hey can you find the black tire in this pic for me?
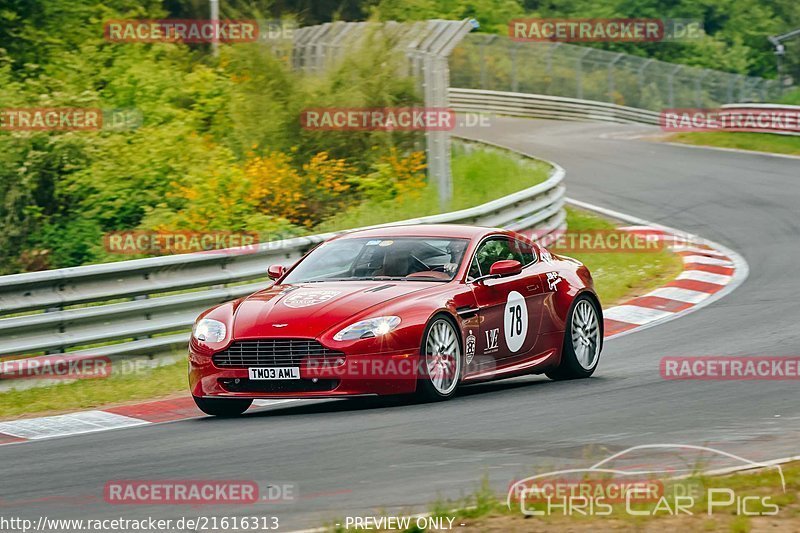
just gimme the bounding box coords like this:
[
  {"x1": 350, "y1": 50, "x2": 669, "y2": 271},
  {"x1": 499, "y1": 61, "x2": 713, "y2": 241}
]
[
  {"x1": 416, "y1": 315, "x2": 463, "y2": 401},
  {"x1": 546, "y1": 295, "x2": 602, "y2": 381},
  {"x1": 193, "y1": 396, "x2": 253, "y2": 417}
]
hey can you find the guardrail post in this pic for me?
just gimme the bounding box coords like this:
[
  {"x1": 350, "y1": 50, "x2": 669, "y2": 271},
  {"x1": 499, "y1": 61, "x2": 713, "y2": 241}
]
[{"x1": 44, "y1": 304, "x2": 64, "y2": 355}]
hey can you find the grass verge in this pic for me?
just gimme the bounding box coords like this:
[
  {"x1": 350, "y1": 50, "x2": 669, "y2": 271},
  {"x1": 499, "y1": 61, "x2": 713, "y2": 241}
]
[
  {"x1": 665, "y1": 132, "x2": 800, "y2": 156},
  {"x1": 317, "y1": 144, "x2": 551, "y2": 231},
  {"x1": 564, "y1": 206, "x2": 683, "y2": 306},
  {"x1": 0, "y1": 359, "x2": 188, "y2": 420},
  {"x1": 326, "y1": 461, "x2": 800, "y2": 532},
  {"x1": 0, "y1": 148, "x2": 681, "y2": 420}
]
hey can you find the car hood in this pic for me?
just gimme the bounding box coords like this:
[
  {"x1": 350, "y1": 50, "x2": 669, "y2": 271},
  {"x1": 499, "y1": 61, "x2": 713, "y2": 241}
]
[{"x1": 231, "y1": 281, "x2": 437, "y2": 339}]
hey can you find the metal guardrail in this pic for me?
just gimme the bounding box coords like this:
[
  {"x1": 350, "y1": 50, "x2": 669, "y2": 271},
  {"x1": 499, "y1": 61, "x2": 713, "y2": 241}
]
[
  {"x1": 450, "y1": 88, "x2": 660, "y2": 125},
  {"x1": 0, "y1": 148, "x2": 566, "y2": 375},
  {"x1": 450, "y1": 89, "x2": 800, "y2": 136},
  {"x1": 719, "y1": 103, "x2": 800, "y2": 136}
]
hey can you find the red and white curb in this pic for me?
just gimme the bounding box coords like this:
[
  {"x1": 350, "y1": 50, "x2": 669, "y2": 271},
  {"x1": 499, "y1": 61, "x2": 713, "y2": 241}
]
[
  {"x1": 0, "y1": 199, "x2": 748, "y2": 446},
  {"x1": 603, "y1": 230, "x2": 739, "y2": 337},
  {"x1": 567, "y1": 197, "x2": 749, "y2": 340},
  {"x1": 0, "y1": 398, "x2": 299, "y2": 445}
]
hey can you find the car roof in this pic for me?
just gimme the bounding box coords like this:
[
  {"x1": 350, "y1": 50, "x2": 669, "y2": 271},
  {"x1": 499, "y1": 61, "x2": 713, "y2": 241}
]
[{"x1": 329, "y1": 224, "x2": 508, "y2": 241}]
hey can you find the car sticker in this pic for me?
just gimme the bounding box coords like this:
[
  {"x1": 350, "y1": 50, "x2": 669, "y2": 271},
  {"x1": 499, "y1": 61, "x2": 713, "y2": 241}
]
[
  {"x1": 546, "y1": 272, "x2": 562, "y2": 291},
  {"x1": 283, "y1": 289, "x2": 341, "y2": 308},
  {"x1": 365, "y1": 240, "x2": 381, "y2": 246},
  {"x1": 378, "y1": 240, "x2": 394, "y2": 247},
  {"x1": 540, "y1": 248, "x2": 553, "y2": 263},
  {"x1": 465, "y1": 330, "x2": 476, "y2": 364},
  {"x1": 484, "y1": 328, "x2": 499, "y2": 353},
  {"x1": 504, "y1": 290, "x2": 528, "y2": 353}
]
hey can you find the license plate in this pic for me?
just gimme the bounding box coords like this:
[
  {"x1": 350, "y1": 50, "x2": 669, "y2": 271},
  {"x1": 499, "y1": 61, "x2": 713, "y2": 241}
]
[{"x1": 248, "y1": 367, "x2": 300, "y2": 380}]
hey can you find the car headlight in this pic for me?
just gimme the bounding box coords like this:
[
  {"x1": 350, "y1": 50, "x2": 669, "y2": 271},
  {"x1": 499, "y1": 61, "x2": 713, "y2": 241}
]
[
  {"x1": 193, "y1": 318, "x2": 227, "y2": 343},
  {"x1": 333, "y1": 316, "x2": 401, "y2": 341}
]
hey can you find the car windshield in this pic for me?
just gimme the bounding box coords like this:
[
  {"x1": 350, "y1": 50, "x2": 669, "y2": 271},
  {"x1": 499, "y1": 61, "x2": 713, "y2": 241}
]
[{"x1": 282, "y1": 237, "x2": 470, "y2": 283}]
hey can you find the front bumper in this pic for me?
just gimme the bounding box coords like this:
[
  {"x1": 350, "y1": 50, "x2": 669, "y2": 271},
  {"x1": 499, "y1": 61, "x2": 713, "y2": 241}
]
[{"x1": 189, "y1": 348, "x2": 420, "y2": 399}]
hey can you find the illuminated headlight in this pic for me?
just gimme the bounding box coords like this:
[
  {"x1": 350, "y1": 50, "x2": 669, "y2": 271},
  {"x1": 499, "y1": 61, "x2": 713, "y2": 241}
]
[
  {"x1": 193, "y1": 318, "x2": 227, "y2": 343},
  {"x1": 333, "y1": 316, "x2": 401, "y2": 341}
]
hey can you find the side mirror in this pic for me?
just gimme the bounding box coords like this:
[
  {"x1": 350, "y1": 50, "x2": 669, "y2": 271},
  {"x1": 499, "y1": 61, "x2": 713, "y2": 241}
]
[
  {"x1": 489, "y1": 259, "x2": 522, "y2": 277},
  {"x1": 267, "y1": 264, "x2": 285, "y2": 280}
]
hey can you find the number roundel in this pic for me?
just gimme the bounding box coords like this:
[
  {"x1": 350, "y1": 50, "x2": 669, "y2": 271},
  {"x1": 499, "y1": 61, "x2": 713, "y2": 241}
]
[{"x1": 504, "y1": 290, "x2": 528, "y2": 352}]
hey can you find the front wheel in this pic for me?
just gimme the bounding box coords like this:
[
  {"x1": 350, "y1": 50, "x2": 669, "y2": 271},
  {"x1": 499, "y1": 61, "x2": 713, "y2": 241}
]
[
  {"x1": 546, "y1": 295, "x2": 602, "y2": 380},
  {"x1": 416, "y1": 316, "x2": 462, "y2": 401},
  {"x1": 193, "y1": 396, "x2": 253, "y2": 417}
]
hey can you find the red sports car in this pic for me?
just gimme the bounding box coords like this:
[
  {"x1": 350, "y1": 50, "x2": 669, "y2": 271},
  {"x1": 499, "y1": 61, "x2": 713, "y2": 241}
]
[{"x1": 189, "y1": 224, "x2": 603, "y2": 416}]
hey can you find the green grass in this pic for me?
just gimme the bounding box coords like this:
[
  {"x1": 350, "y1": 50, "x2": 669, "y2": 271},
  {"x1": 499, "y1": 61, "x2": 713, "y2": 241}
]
[
  {"x1": 780, "y1": 88, "x2": 800, "y2": 105},
  {"x1": 667, "y1": 132, "x2": 800, "y2": 156},
  {"x1": 317, "y1": 144, "x2": 551, "y2": 231},
  {"x1": 0, "y1": 359, "x2": 188, "y2": 419},
  {"x1": 0, "y1": 148, "x2": 681, "y2": 420},
  {"x1": 564, "y1": 207, "x2": 684, "y2": 306}
]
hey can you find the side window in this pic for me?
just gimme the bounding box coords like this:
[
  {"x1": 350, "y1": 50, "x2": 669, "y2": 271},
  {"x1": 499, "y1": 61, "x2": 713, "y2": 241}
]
[
  {"x1": 468, "y1": 256, "x2": 482, "y2": 279},
  {"x1": 513, "y1": 239, "x2": 536, "y2": 266},
  {"x1": 475, "y1": 238, "x2": 515, "y2": 274}
]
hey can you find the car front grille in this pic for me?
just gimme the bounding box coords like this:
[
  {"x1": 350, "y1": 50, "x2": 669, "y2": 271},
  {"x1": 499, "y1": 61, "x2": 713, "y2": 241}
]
[
  {"x1": 212, "y1": 339, "x2": 344, "y2": 368},
  {"x1": 219, "y1": 378, "x2": 339, "y2": 393}
]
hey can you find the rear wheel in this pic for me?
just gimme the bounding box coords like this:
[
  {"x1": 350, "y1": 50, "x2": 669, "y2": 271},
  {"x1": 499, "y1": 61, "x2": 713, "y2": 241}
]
[
  {"x1": 193, "y1": 396, "x2": 252, "y2": 417},
  {"x1": 546, "y1": 295, "x2": 601, "y2": 380},
  {"x1": 416, "y1": 316, "x2": 462, "y2": 401}
]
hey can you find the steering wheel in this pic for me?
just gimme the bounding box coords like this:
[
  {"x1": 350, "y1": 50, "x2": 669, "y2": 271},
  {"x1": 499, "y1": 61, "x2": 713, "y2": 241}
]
[{"x1": 410, "y1": 254, "x2": 432, "y2": 272}]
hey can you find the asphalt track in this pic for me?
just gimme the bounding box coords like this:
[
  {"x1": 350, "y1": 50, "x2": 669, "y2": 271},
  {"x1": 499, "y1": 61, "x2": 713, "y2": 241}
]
[{"x1": 2, "y1": 117, "x2": 799, "y2": 530}]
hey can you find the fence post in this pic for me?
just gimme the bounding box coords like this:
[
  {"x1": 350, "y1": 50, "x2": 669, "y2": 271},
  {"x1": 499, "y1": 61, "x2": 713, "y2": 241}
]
[
  {"x1": 607, "y1": 53, "x2": 623, "y2": 103},
  {"x1": 695, "y1": 69, "x2": 710, "y2": 107},
  {"x1": 668, "y1": 65, "x2": 683, "y2": 108},
  {"x1": 636, "y1": 59, "x2": 654, "y2": 107},
  {"x1": 576, "y1": 48, "x2": 592, "y2": 99},
  {"x1": 510, "y1": 41, "x2": 519, "y2": 92}
]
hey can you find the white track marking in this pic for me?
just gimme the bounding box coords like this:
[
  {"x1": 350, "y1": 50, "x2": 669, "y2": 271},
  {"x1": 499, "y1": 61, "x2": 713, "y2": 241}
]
[
  {"x1": 678, "y1": 270, "x2": 732, "y2": 285},
  {"x1": 617, "y1": 225, "x2": 667, "y2": 233},
  {"x1": 0, "y1": 411, "x2": 148, "y2": 440},
  {"x1": 604, "y1": 305, "x2": 674, "y2": 325},
  {"x1": 682, "y1": 255, "x2": 733, "y2": 266},
  {"x1": 649, "y1": 287, "x2": 712, "y2": 304},
  {"x1": 672, "y1": 245, "x2": 729, "y2": 257}
]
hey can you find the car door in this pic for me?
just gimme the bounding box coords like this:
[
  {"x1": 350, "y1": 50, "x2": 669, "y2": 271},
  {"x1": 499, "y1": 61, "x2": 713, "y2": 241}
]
[{"x1": 468, "y1": 236, "x2": 544, "y2": 372}]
